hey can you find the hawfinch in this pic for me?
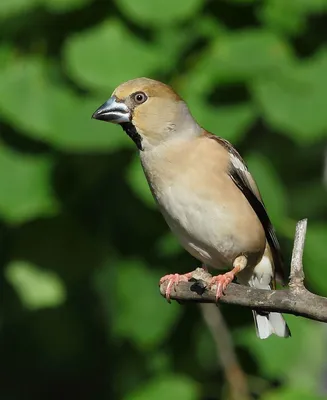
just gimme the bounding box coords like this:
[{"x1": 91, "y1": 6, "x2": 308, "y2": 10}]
[{"x1": 92, "y1": 78, "x2": 291, "y2": 339}]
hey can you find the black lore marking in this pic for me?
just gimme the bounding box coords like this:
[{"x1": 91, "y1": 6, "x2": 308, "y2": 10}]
[{"x1": 120, "y1": 122, "x2": 143, "y2": 151}]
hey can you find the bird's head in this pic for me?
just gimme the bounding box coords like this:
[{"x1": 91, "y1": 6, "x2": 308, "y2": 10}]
[{"x1": 92, "y1": 77, "x2": 201, "y2": 151}]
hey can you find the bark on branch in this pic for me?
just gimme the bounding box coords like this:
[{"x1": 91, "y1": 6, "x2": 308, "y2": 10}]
[{"x1": 159, "y1": 219, "x2": 327, "y2": 322}]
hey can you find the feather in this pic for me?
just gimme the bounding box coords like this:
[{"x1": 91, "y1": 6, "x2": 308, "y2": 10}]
[{"x1": 207, "y1": 134, "x2": 286, "y2": 285}]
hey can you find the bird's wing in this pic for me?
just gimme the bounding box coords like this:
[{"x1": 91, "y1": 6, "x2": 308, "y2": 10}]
[{"x1": 207, "y1": 134, "x2": 285, "y2": 284}]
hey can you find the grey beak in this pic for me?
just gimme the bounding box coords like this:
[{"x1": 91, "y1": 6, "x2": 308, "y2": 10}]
[{"x1": 92, "y1": 96, "x2": 131, "y2": 124}]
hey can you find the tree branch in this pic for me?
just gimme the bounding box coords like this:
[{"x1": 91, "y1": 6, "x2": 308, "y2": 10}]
[
  {"x1": 289, "y1": 218, "x2": 306, "y2": 290},
  {"x1": 199, "y1": 304, "x2": 250, "y2": 400},
  {"x1": 159, "y1": 219, "x2": 327, "y2": 323}
]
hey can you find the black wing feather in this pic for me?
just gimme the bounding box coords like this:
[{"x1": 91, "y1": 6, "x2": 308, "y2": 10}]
[
  {"x1": 208, "y1": 135, "x2": 286, "y2": 284},
  {"x1": 229, "y1": 168, "x2": 285, "y2": 284}
]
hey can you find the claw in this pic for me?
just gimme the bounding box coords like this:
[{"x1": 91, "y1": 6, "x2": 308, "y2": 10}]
[
  {"x1": 208, "y1": 270, "x2": 236, "y2": 302},
  {"x1": 159, "y1": 272, "x2": 193, "y2": 303}
]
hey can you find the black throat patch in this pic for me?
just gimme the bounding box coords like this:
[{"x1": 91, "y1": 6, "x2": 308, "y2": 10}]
[{"x1": 120, "y1": 122, "x2": 143, "y2": 151}]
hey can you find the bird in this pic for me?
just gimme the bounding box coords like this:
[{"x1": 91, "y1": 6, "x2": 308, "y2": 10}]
[{"x1": 92, "y1": 77, "x2": 291, "y2": 339}]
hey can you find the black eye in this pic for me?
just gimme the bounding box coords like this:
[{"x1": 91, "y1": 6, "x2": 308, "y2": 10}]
[{"x1": 134, "y1": 92, "x2": 147, "y2": 104}]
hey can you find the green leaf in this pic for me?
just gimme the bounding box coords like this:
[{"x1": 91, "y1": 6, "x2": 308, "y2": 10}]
[
  {"x1": 49, "y1": 93, "x2": 132, "y2": 152},
  {"x1": 246, "y1": 153, "x2": 287, "y2": 229},
  {"x1": 263, "y1": 387, "x2": 325, "y2": 400},
  {"x1": 0, "y1": 57, "x2": 57, "y2": 140},
  {"x1": 64, "y1": 20, "x2": 162, "y2": 91},
  {"x1": 304, "y1": 223, "x2": 327, "y2": 295},
  {"x1": 236, "y1": 316, "x2": 326, "y2": 392},
  {"x1": 253, "y1": 50, "x2": 327, "y2": 141},
  {"x1": 44, "y1": 0, "x2": 92, "y2": 12},
  {"x1": 193, "y1": 15, "x2": 225, "y2": 39},
  {"x1": 125, "y1": 375, "x2": 199, "y2": 400},
  {"x1": 0, "y1": 145, "x2": 58, "y2": 223},
  {"x1": 201, "y1": 30, "x2": 293, "y2": 81},
  {"x1": 195, "y1": 102, "x2": 256, "y2": 143},
  {"x1": 153, "y1": 26, "x2": 199, "y2": 73},
  {"x1": 96, "y1": 259, "x2": 182, "y2": 350},
  {"x1": 115, "y1": 0, "x2": 203, "y2": 27},
  {"x1": 0, "y1": 0, "x2": 38, "y2": 18},
  {"x1": 229, "y1": 0, "x2": 257, "y2": 2},
  {"x1": 0, "y1": 0, "x2": 93, "y2": 16},
  {"x1": 181, "y1": 92, "x2": 256, "y2": 143},
  {"x1": 5, "y1": 261, "x2": 66, "y2": 310},
  {"x1": 0, "y1": 0, "x2": 94, "y2": 16},
  {"x1": 260, "y1": 0, "x2": 327, "y2": 35},
  {"x1": 0, "y1": 57, "x2": 130, "y2": 151},
  {"x1": 0, "y1": 44, "x2": 14, "y2": 66},
  {"x1": 126, "y1": 154, "x2": 155, "y2": 208}
]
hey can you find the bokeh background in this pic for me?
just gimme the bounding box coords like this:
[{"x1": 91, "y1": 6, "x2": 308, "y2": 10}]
[{"x1": 2, "y1": 0, "x2": 327, "y2": 399}]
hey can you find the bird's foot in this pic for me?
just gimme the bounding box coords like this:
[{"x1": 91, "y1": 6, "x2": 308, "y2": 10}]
[
  {"x1": 159, "y1": 271, "x2": 194, "y2": 303},
  {"x1": 209, "y1": 270, "x2": 236, "y2": 302}
]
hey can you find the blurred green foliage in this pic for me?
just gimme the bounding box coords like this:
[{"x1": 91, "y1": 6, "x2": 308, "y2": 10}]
[{"x1": 1, "y1": 0, "x2": 327, "y2": 399}]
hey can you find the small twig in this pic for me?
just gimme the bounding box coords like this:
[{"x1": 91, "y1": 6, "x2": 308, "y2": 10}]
[
  {"x1": 159, "y1": 219, "x2": 327, "y2": 323},
  {"x1": 200, "y1": 304, "x2": 250, "y2": 400},
  {"x1": 289, "y1": 219, "x2": 307, "y2": 290}
]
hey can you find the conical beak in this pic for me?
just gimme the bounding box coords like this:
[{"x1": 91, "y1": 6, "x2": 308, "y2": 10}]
[{"x1": 92, "y1": 96, "x2": 131, "y2": 124}]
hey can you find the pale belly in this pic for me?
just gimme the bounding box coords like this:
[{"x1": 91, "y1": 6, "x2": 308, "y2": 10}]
[{"x1": 156, "y1": 184, "x2": 264, "y2": 270}]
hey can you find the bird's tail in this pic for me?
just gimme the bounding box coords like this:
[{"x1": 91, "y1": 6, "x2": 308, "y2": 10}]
[
  {"x1": 238, "y1": 247, "x2": 291, "y2": 339},
  {"x1": 252, "y1": 310, "x2": 291, "y2": 339}
]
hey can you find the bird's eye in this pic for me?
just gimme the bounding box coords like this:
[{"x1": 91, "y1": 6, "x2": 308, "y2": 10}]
[{"x1": 134, "y1": 92, "x2": 147, "y2": 104}]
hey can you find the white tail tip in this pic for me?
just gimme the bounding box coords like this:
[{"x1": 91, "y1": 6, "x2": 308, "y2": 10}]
[{"x1": 253, "y1": 311, "x2": 291, "y2": 339}]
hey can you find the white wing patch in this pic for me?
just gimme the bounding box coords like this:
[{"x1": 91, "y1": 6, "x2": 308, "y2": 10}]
[{"x1": 230, "y1": 152, "x2": 248, "y2": 173}]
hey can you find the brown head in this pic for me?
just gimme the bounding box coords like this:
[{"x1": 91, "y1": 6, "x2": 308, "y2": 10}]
[{"x1": 92, "y1": 78, "x2": 201, "y2": 151}]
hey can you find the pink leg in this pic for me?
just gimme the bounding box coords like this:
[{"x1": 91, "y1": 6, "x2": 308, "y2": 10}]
[
  {"x1": 209, "y1": 266, "x2": 240, "y2": 302},
  {"x1": 159, "y1": 271, "x2": 194, "y2": 303}
]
